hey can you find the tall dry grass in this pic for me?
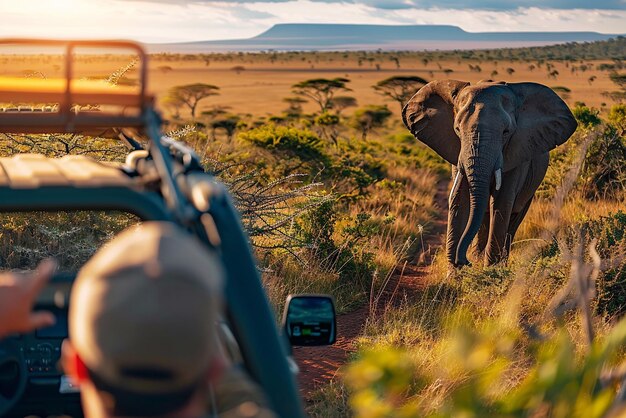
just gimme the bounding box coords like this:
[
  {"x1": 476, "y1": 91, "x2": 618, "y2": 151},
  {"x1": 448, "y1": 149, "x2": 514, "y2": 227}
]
[{"x1": 309, "y1": 123, "x2": 626, "y2": 416}]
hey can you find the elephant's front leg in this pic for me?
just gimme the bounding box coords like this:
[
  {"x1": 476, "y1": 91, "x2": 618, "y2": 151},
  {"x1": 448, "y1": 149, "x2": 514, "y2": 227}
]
[
  {"x1": 485, "y1": 171, "x2": 521, "y2": 265},
  {"x1": 446, "y1": 166, "x2": 470, "y2": 267},
  {"x1": 485, "y1": 196, "x2": 514, "y2": 265}
]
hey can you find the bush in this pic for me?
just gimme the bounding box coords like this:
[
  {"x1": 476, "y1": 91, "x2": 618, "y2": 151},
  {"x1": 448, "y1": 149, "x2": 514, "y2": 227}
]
[
  {"x1": 334, "y1": 153, "x2": 385, "y2": 196},
  {"x1": 608, "y1": 104, "x2": 626, "y2": 135},
  {"x1": 297, "y1": 201, "x2": 377, "y2": 286},
  {"x1": 572, "y1": 103, "x2": 602, "y2": 129},
  {"x1": 239, "y1": 123, "x2": 329, "y2": 164},
  {"x1": 345, "y1": 310, "x2": 626, "y2": 418},
  {"x1": 584, "y1": 211, "x2": 626, "y2": 316},
  {"x1": 580, "y1": 125, "x2": 626, "y2": 199},
  {"x1": 545, "y1": 211, "x2": 626, "y2": 317},
  {"x1": 350, "y1": 105, "x2": 392, "y2": 140}
]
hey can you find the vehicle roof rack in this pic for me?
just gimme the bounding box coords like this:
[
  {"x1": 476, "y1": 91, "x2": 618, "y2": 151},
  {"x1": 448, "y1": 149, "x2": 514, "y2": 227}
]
[{"x1": 0, "y1": 39, "x2": 152, "y2": 135}]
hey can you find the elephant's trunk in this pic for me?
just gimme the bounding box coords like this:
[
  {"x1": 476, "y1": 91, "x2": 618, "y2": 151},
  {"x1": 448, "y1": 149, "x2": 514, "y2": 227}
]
[{"x1": 454, "y1": 134, "x2": 499, "y2": 266}]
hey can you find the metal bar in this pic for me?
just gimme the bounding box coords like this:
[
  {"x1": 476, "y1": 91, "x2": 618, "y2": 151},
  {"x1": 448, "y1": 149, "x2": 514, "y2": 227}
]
[
  {"x1": 64, "y1": 43, "x2": 73, "y2": 132},
  {"x1": 144, "y1": 109, "x2": 194, "y2": 225},
  {"x1": 0, "y1": 186, "x2": 172, "y2": 221},
  {"x1": 0, "y1": 38, "x2": 149, "y2": 132},
  {"x1": 0, "y1": 114, "x2": 143, "y2": 127},
  {"x1": 208, "y1": 186, "x2": 306, "y2": 418}
]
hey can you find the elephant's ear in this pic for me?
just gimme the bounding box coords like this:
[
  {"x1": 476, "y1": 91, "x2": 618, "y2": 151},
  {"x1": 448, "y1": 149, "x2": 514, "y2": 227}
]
[
  {"x1": 402, "y1": 80, "x2": 470, "y2": 165},
  {"x1": 503, "y1": 82, "x2": 577, "y2": 172}
]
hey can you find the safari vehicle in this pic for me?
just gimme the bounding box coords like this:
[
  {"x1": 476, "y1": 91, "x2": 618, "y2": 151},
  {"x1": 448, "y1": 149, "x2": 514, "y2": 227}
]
[{"x1": 0, "y1": 39, "x2": 336, "y2": 418}]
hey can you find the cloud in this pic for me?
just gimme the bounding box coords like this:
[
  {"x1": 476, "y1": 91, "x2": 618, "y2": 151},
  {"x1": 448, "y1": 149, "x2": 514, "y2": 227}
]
[
  {"x1": 0, "y1": 0, "x2": 623, "y2": 42},
  {"x1": 142, "y1": 0, "x2": 626, "y2": 10}
]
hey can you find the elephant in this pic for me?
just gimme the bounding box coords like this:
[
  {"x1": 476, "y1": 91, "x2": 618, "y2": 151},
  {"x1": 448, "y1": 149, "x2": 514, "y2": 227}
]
[{"x1": 402, "y1": 80, "x2": 577, "y2": 268}]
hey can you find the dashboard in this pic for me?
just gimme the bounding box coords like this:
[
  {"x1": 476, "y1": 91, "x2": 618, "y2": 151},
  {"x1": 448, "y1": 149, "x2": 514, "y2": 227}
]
[{"x1": 1, "y1": 274, "x2": 82, "y2": 418}]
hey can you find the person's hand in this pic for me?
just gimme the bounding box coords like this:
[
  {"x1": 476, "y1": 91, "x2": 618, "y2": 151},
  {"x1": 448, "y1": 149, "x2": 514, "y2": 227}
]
[{"x1": 0, "y1": 259, "x2": 57, "y2": 338}]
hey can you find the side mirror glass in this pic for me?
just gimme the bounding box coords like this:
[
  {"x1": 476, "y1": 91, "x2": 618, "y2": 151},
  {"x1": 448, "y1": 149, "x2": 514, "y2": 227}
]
[{"x1": 282, "y1": 294, "x2": 336, "y2": 346}]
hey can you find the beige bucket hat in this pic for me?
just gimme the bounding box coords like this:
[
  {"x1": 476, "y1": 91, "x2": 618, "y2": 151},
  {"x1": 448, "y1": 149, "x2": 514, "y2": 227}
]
[{"x1": 69, "y1": 222, "x2": 223, "y2": 393}]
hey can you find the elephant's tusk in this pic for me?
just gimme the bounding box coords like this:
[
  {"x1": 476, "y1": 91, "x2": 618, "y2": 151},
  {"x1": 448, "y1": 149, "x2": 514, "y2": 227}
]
[
  {"x1": 449, "y1": 170, "x2": 462, "y2": 204},
  {"x1": 495, "y1": 168, "x2": 502, "y2": 191}
]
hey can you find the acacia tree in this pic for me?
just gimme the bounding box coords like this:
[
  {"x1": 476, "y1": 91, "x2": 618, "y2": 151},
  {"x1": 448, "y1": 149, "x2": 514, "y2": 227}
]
[
  {"x1": 606, "y1": 72, "x2": 626, "y2": 102},
  {"x1": 283, "y1": 96, "x2": 308, "y2": 115},
  {"x1": 292, "y1": 77, "x2": 351, "y2": 112},
  {"x1": 610, "y1": 72, "x2": 626, "y2": 90},
  {"x1": 372, "y1": 76, "x2": 428, "y2": 111},
  {"x1": 329, "y1": 96, "x2": 357, "y2": 115},
  {"x1": 350, "y1": 105, "x2": 392, "y2": 140},
  {"x1": 161, "y1": 95, "x2": 184, "y2": 119},
  {"x1": 551, "y1": 86, "x2": 571, "y2": 102},
  {"x1": 167, "y1": 83, "x2": 220, "y2": 118},
  {"x1": 315, "y1": 112, "x2": 340, "y2": 147},
  {"x1": 211, "y1": 115, "x2": 241, "y2": 142}
]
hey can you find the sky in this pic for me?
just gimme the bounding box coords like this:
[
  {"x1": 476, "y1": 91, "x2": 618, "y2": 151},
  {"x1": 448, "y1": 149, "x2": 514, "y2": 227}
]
[{"x1": 0, "y1": 0, "x2": 624, "y2": 43}]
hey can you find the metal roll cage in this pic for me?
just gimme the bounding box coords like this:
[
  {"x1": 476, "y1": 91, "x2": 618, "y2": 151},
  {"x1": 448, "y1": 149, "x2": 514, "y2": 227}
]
[{"x1": 0, "y1": 39, "x2": 305, "y2": 418}]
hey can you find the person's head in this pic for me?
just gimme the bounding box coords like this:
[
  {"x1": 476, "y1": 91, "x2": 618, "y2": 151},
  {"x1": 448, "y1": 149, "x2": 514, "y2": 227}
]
[{"x1": 62, "y1": 222, "x2": 225, "y2": 418}]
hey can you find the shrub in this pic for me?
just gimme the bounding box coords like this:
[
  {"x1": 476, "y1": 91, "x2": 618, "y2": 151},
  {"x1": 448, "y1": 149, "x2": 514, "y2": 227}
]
[
  {"x1": 350, "y1": 105, "x2": 392, "y2": 140},
  {"x1": 345, "y1": 309, "x2": 626, "y2": 418},
  {"x1": 334, "y1": 153, "x2": 385, "y2": 196},
  {"x1": 315, "y1": 111, "x2": 341, "y2": 146},
  {"x1": 572, "y1": 103, "x2": 601, "y2": 129},
  {"x1": 584, "y1": 211, "x2": 626, "y2": 316},
  {"x1": 580, "y1": 126, "x2": 626, "y2": 199},
  {"x1": 239, "y1": 123, "x2": 329, "y2": 164},
  {"x1": 297, "y1": 201, "x2": 377, "y2": 286},
  {"x1": 608, "y1": 104, "x2": 626, "y2": 135}
]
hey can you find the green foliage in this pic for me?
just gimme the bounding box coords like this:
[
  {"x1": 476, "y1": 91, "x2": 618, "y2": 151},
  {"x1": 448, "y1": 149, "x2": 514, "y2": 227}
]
[
  {"x1": 315, "y1": 112, "x2": 340, "y2": 126},
  {"x1": 297, "y1": 201, "x2": 378, "y2": 286},
  {"x1": 300, "y1": 200, "x2": 338, "y2": 265},
  {"x1": 531, "y1": 210, "x2": 626, "y2": 317},
  {"x1": 608, "y1": 104, "x2": 626, "y2": 135},
  {"x1": 239, "y1": 123, "x2": 329, "y2": 164},
  {"x1": 167, "y1": 83, "x2": 220, "y2": 118},
  {"x1": 350, "y1": 105, "x2": 393, "y2": 140},
  {"x1": 335, "y1": 153, "x2": 385, "y2": 196},
  {"x1": 345, "y1": 310, "x2": 626, "y2": 418},
  {"x1": 385, "y1": 132, "x2": 450, "y2": 175},
  {"x1": 345, "y1": 347, "x2": 418, "y2": 418},
  {"x1": 329, "y1": 96, "x2": 358, "y2": 114},
  {"x1": 457, "y1": 265, "x2": 513, "y2": 314},
  {"x1": 579, "y1": 124, "x2": 626, "y2": 199},
  {"x1": 572, "y1": 103, "x2": 602, "y2": 129},
  {"x1": 292, "y1": 77, "x2": 351, "y2": 112},
  {"x1": 210, "y1": 114, "x2": 240, "y2": 141},
  {"x1": 372, "y1": 75, "x2": 428, "y2": 110},
  {"x1": 441, "y1": 37, "x2": 625, "y2": 61},
  {"x1": 583, "y1": 211, "x2": 626, "y2": 317}
]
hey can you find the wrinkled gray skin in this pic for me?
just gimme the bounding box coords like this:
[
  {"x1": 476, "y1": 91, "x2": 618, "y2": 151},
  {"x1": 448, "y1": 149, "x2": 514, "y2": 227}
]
[{"x1": 402, "y1": 80, "x2": 577, "y2": 268}]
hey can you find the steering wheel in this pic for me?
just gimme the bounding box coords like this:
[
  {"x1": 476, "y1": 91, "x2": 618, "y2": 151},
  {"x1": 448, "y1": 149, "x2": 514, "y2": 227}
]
[{"x1": 0, "y1": 339, "x2": 27, "y2": 416}]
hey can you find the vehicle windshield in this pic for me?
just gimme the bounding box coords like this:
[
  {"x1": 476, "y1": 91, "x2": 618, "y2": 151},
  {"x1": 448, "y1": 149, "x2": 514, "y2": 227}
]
[{"x1": 0, "y1": 211, "x2": 138, "y2": 270}]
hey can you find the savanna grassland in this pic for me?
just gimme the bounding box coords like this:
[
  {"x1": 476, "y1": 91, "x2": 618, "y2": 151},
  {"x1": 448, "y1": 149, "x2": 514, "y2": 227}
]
[
  {"x1": 1, "y1": 37, "x2": 626, "y2": 417},
  {"x1": 1, "y1": 39, "x2": 624, "y2": 116}
]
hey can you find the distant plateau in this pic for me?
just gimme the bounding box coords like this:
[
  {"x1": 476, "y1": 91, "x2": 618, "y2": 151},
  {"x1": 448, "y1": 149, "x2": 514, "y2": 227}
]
[{"x1": 148, "y1": 24, "x2": 624, "y2": 53}]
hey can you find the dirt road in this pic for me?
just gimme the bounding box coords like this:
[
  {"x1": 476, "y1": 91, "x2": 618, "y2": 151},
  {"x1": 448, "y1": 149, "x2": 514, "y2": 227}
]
[{"x1": 293, "y1": 179, "x2": 450, "y2": 398}]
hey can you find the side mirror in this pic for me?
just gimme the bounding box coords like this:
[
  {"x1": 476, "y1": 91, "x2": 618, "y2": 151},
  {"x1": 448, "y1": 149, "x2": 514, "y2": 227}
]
[{"x1": 282, "y1": 294, "x2": 336, "y2": 346}]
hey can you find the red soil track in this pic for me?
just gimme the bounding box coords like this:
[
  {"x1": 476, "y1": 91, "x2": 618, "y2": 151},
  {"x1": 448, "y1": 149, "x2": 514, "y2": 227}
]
[{"x1": 294, "y1": 179, "x2": 450, "y2": 399}]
